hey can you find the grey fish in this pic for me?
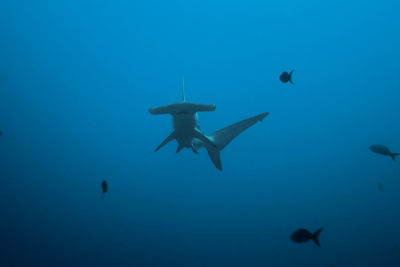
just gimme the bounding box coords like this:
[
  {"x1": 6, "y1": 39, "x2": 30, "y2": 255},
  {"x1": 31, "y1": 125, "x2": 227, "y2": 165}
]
[
  {"x1": 370, "y1": 144, "x2": 399, "y2": 161},
  {"x1": 290, "y1": 228, "x2": 323, "y2": 247},
  {"x1": 280, "y1": 70, "x2": 294, "y2": 84}
]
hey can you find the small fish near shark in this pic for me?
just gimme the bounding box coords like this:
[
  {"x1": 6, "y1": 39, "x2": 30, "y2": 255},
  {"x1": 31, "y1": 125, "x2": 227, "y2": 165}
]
[
  {"x1": 290, "y1": 228, "x2": 323, "y2": 247},
  {"x1": 280, "y1": 70, "x2": 294, "y2": 85},
  {"x1": 101, "y1": 180, "x2": 108, "y2": 198},
  {"x1": 149, "y1": 79, "x2": 269, "y2": 171},
  {"x1": 370, "y1": 144, "x2": 399, "y2": 161}
]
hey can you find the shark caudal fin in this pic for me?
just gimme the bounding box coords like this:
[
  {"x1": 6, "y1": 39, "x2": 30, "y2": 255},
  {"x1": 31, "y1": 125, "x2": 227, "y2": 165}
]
[
  {"x1": 209, "y1": 112, "x2": 269, "y2": 151},
  {"x1": 311, "y1": 228, "x2": 323, "y2": 247},
  {"x1": 155, "y1": 131, "x2": 176, "y2": 152},
  {"x1": 391, "y1": 153, "x2": 400, "y2": 161},
  {"x1": 193, "y1": 112, "x2": 269, "y2": 171},
  {"x1": 206, "y1": 145, "x2": 222, "y2": 171}
]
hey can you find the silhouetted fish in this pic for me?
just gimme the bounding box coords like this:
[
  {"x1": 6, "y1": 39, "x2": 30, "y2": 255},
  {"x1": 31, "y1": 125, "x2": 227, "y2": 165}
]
[
  {"x1": 290, "y1": 228, "x2": 323, "y2": 247},
  {"x1": 370, "y1": 144, "x2": 399, "y2": 161},
  {"x1": 280, "y1": 70, "x2": 294, "y2": 84},
  {"x1": 101, "y1": 180, "x2": 108, "y2": 198}
]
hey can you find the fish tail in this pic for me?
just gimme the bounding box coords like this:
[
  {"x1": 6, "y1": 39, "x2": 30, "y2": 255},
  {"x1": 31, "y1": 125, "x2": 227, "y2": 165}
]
[
  {"x1": 312, "y1": 228, "x2": 323, "y2": 247},
  {"x1": 289, "y1": 70, "x2": 294, "y2": 85},
  {"x1": 391, "y1": 153, "x2": 400, "y2": 161}
]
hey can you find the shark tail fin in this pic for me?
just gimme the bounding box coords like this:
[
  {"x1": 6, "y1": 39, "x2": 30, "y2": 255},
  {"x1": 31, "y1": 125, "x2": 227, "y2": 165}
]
[
  {"x1": 209, "y1": 112, "x2": 269, "y2": 151},
  {"x1": 206, "y1": 145, "x2": 222, "y2": 171},
  {"x1": 155, "y1": 131, "x2": 176, "y2": 152},
  {"x1": 311, "y1": 228, "x2": 323, "y2": 247},
  {"x1": 391, "y1": 153, "x2": 400, "y2": 161},
  {"x1": 192, "y1": 112, "x2": 269, "y2": 171},
  {"x1": 289, "y1": 69, "x2": 294, "y2": 85}
]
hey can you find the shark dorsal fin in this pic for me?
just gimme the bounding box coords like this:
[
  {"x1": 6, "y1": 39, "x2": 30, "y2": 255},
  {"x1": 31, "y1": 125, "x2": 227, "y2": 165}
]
[{"x1": 182, "y1": 77, "x2": 185, "y2": 102}]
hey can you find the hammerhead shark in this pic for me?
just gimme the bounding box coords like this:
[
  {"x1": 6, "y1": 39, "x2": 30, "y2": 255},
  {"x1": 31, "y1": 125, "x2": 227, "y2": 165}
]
[{"x1": 149, "y1": 79, "x2": 269, "y2": 170}]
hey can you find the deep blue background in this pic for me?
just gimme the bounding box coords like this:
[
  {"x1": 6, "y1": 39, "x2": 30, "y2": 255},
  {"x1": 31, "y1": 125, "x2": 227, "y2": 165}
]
[{"x1": 1, "y1": 0, "x2": 400, "y2": 266}]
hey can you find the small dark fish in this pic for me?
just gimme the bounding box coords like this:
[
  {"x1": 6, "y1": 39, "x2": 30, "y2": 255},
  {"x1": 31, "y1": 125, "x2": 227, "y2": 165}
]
[
  {"x1": 280, "y1": 70, "x2": 294, "y2": 84},
  {"x1": 101, "y1": 180, "x2": 108, "y2": 197},
  {"x1": 378, "y1": 182, "x2": 384, "y2": 192},
  {"x1": 370, "y1": 144, "x2": 399, "y2": 161},
  {"x1": 290, "y1": 228, "x2": 323, "y2": 247}
]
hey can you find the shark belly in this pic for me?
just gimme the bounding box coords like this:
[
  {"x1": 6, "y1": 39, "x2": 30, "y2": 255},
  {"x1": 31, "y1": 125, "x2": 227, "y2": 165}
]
[{"x1": 172, "y1": 112, "x2": 198, "y2": 148}]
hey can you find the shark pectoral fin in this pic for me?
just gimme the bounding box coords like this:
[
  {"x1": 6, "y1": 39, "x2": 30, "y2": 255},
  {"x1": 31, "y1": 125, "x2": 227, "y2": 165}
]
[
  {"x1": 194, "y1": 129, "x2": 216, "y2": 148},
  {"x1": 155, "y1": 131, "x2": 176, "y2": 152},
  {"x1": 206, "y1": 146, "x2": 222, "y2": 171}
]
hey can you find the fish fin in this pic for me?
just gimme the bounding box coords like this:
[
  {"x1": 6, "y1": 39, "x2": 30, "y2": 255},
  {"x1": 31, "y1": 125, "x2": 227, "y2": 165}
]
[
  {"x1": 194, "y1": 129, "x2": 217, "y2": 148},
  {"x1": 191, "y1": 144, "x2": 199, "y2": 154},
  {"x1": 155, "y1": 131, "x2": 176, "y2": 152},
  {"x1": 208, "y1": 112, "x2": 269, "y2": 151},
  {"x1": 391, "y1": 153, "x2": 400, "y2": 161},
  {"x1": 312, "y1": 228, "x2": 323, "y2": 247},
  {"x1": 176, "y1": 143, "x2": 184, "y2": 153},
  {"x1": 191, "y1": 112, "x2": 268, "y2": 170},
  {"x1": 289, "y1": 69, "x2": 294, "y2": 85},
  {"x1": 206, "y1": 145, "x2": 222, "y2": 171}
]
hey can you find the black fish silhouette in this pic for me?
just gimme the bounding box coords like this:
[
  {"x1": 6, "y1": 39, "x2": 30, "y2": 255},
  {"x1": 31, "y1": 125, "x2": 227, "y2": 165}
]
[
  {"x1": 370, "y1": 144, "x2": 399, "y2": 161},
  {"x1": 290, "y1": 228, "x2": 323, "y2": 247},
  {"x1": 280, "y1": 70, "x2": 294, "y2": 84},
  {"x1": 101, "y1": 180, "x2": 108, "y2": 198}
]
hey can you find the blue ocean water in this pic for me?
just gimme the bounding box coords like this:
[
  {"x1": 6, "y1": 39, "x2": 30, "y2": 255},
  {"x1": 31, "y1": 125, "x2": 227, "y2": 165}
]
[{"x1": 1, "y1": 0, "x2": 400, "y2": 266}]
